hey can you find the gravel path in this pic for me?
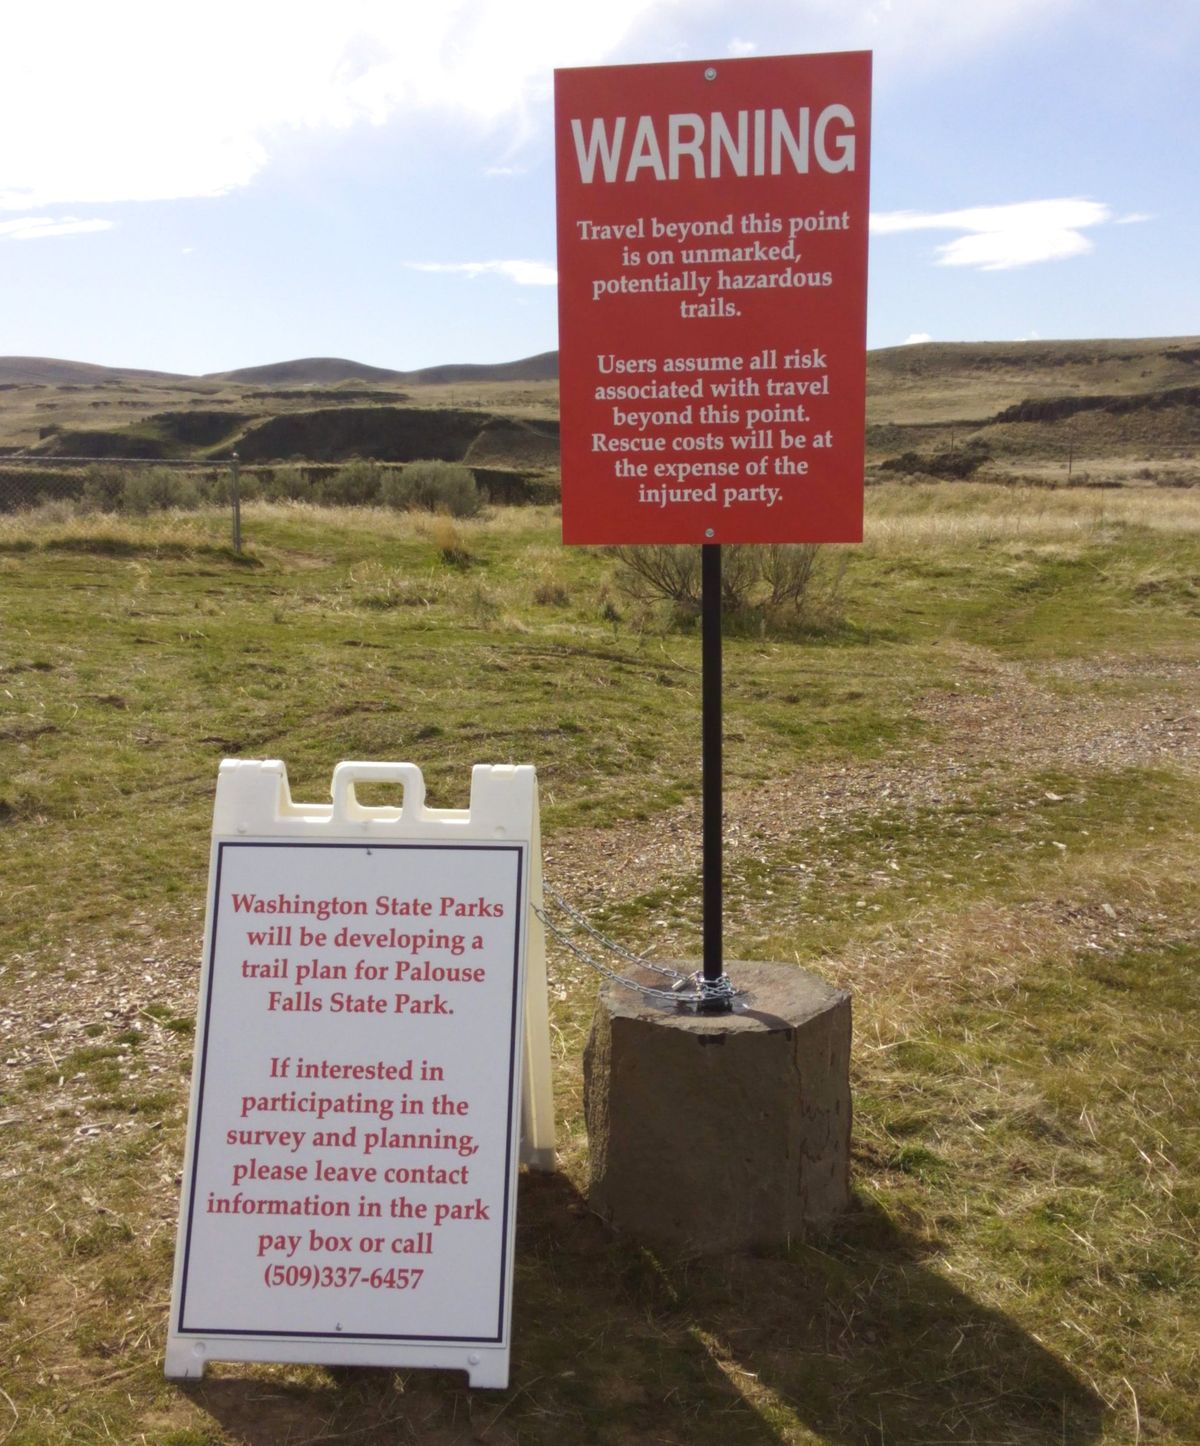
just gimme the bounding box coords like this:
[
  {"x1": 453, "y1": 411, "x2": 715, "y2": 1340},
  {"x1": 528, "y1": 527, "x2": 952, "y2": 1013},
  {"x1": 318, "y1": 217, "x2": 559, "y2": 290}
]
[{"x1": 545, "y1": 647, "x2": 1199, "y2": 909}]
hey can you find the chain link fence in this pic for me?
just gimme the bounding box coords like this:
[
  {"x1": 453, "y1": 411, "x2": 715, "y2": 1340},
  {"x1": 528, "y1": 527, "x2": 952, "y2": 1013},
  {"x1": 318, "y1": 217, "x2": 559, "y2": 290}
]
[
  {"x1": 0, "y1": 456, "x2": 240, "y2": 509},
  {"x1": 0, "y1": 456, "x2": 248, "y2": 551}
]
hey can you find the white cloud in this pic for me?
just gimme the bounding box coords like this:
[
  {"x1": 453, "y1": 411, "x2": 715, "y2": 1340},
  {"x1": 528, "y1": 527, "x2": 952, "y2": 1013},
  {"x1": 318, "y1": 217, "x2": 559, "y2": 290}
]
[
  {"x1": 0, "y1": 215, "x2": 115, "y2": 241},
  {"x1": 0, "y1": 1, "x2": 1092, "y2": 213},
  {"x1": 870, "y1": 198, "x2": 1116, "y2": 270},
  {"x1": 902, "y1": 332, "x2": 933, "y2": 344},
  {"x1": 405, "y1": 259, "x2": 558, "y2": 287},
  {"x1": 0, "y1": 1, "x2": 659, "y2": 211}
]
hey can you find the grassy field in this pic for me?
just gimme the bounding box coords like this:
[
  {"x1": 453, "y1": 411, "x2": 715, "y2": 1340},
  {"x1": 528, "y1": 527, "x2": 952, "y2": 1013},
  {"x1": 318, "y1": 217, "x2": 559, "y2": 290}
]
[{"x1": 1, "y1": 485, "x2": 1198, "y2": 1444}]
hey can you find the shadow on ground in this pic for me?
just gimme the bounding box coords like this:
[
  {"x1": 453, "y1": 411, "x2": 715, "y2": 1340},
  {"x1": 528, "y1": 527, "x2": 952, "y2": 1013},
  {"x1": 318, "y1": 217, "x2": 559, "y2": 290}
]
[{"x1": 188, "y1": 1173, "x2": 1105, "y2": 1445}]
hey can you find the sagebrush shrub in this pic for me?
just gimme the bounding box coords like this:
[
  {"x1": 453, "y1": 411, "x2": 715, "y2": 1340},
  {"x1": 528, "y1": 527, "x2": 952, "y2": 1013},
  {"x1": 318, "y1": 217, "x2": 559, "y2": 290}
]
[
  {"x1": 260, "y1": 465, "x2": 310, "y2": 501},
  {"x1": 81, "y1": 464, "x2": 128, "y2": 512},
  {"x1": 382, "y1": 460, "x2": 480, "y2": 518},
  {"x1": 317, "y1": 459, "x2": 384, "y2": 505},
  {"x1": 612, "y1": 542, "x2": 832, "y2": 628},
  {"x1": 120, "y1": 468, "x2": 202, "y2": 513}
]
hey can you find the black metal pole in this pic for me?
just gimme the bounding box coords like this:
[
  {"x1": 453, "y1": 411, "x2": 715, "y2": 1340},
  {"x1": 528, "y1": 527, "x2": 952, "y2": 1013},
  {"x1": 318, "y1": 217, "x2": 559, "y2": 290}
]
[{"x1": 700, "y1": 543, "x2": 732, "y2": 1011}]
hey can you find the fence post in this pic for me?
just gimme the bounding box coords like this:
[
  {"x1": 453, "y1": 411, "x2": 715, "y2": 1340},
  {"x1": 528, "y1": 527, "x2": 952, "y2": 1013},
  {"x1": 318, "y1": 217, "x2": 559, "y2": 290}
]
[{"x1": 230, "y1": 453, "x2": 242, "y2": 553}]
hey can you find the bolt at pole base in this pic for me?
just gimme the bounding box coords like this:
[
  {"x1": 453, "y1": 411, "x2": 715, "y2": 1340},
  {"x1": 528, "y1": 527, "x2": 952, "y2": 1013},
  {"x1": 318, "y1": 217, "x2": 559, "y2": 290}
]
[{"x1": 693, "y1": 972, "x2": 735, "y2": 1014}]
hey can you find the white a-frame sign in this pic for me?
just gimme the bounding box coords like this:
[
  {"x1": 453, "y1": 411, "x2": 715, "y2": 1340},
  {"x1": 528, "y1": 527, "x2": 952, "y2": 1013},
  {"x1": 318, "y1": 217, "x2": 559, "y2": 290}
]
[{"x1": 166, "y1": 760, "x2": 555, "y2": 1389}]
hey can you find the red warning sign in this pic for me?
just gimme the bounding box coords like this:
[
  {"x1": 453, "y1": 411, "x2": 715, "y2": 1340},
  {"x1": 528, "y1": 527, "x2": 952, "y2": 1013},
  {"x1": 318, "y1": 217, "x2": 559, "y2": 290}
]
[{"x1": 555, "y1": 52, "x2": 871, "y2": 545}]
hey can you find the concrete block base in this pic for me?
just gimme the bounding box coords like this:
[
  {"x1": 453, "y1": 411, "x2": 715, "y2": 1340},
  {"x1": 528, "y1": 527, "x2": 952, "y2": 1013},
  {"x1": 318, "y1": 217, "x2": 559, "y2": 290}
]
[{"x1": 583, "y1": 960, "x2": 851, "y2": 1255}]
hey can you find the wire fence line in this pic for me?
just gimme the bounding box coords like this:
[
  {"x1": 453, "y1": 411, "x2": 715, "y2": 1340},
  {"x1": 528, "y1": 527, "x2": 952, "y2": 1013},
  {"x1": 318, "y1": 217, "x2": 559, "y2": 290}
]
[
  {"x1": 0, "y1": 456, "x2": 249, "y2": 551},
  {"x1": 0, "y1": 456, "x2": 238, "y2": 508},
  {"x1": 0, "y1": 455, "x2": 556, "y2": 522},
  {"x1": 2, "y1": 444, "x2": 1193, "y2": 529}
]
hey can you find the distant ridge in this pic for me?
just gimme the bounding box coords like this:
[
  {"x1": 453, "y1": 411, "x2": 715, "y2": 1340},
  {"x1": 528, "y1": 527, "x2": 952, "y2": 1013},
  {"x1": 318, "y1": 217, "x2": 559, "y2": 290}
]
[
  {"x1": 205, "y1": 351, "x2": 560, "y2": 386},
  {"x1": 3, "y1": 338, "x2": 1197, "y2": 394},
  {"x1": 205, "y1": 357, "x2": 404, "y2": 385},
  {"x1": 0, "y1": 351, "x2": 560, "y2": 388},
  {"x1": 0, "y1": 356, "x2": 188, "y2": 386},
  {"x1": 868, "y1": 335, "x2": 1200, "y2": 376},
  {"x1": 403, "y1": 351, "x2": 559, "y2": 385}
]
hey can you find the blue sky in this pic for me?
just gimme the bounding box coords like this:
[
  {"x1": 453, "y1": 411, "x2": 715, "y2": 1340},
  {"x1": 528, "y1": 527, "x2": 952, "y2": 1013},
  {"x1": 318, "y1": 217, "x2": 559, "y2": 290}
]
[{"x1": 1, "y1": 0, "x2": 1196, "y2": 375}]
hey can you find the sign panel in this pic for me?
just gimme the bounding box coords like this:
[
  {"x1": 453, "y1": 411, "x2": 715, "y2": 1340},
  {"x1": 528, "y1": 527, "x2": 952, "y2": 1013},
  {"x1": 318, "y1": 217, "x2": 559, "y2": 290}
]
[
  {"x1": 167, "y1": 760, "x2": 552, "y2": 1389},
  {"x1": 555, "y1": 52, "x2": 871, "y2": 545}
]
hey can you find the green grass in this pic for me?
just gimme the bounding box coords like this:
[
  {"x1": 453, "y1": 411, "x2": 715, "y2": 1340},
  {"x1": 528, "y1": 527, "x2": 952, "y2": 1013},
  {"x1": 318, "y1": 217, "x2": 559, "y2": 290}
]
[{"x1": 1, "y1": 487, "x2": 1198, "y2": 1442}]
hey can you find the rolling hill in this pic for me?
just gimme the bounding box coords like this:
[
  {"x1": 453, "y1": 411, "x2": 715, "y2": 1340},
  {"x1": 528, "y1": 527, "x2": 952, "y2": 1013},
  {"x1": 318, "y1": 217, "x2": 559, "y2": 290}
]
[
  {"x1": 0, "y1": 350, "x2": 562, "y2": 391},
  {"x1": 0, "y1": 357, "x2": 188, "y2": 387},
  {"x1": 1, "y1": 338, "x2": 1196, "y2": 488}
]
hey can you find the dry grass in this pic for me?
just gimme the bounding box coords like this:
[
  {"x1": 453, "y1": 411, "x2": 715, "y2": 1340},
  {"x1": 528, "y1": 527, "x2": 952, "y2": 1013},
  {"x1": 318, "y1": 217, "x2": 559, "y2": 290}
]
[
  {"x1": 0, "y1": 504, "x2": 230, "y2": 550},
  {"x1": 1, "y1": 487, "x2": 1197, "y2": 1443},
  {"x1": 864, "y1": 481, "x2": 1200, "y2": 548}
]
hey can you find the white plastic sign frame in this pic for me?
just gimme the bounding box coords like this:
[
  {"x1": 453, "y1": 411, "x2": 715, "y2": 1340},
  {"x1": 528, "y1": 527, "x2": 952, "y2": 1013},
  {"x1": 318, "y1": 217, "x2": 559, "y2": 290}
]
[{"x1": 166, "y1": 760, "x2": 555, "y2": 1389}]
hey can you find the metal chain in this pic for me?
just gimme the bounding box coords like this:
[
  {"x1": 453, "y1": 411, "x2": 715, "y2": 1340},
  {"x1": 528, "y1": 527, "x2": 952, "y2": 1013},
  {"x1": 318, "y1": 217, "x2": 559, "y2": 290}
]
[
  {"x1": 535, "y1": 887, "x2": 744, "y2": 1005},
  {"x1": 541, "y1": 887, "x2": 685, "y2": 978}
]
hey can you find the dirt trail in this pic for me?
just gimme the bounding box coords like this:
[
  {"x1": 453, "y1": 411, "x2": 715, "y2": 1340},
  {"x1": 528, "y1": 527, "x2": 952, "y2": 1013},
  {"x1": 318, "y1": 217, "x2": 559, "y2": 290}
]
[{"x1": 545, "y1": 648, "x2": 1199, "y2": 908}]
